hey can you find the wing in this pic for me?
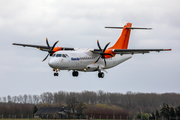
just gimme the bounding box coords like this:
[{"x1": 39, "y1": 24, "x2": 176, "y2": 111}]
[
  {"x1": 113, "y1": 49, "x2": 171, "y2": 55},
  {"x1": 12, "y1": 43, "x2": 74, "y2": 51}
]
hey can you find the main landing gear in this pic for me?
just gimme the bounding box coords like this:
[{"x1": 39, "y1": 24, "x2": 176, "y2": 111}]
[
  {"x1": 98, "y1": 72, "x2": 104, "y2": 78},
  {"x1": 72, "y1": 70, "x2": 79, "y2": 77}
]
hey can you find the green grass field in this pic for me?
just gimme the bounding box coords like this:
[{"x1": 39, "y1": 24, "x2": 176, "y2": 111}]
[
  {"x1": 0, "y1": 118, "x2": 119, "y2": 120},
  {"x1": 0, "y1": 119, "x2": 94, "y2": 120}
]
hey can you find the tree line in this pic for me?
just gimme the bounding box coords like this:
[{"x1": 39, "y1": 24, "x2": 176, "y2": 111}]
[
  {"x1": 0, "y1": 91, "x2": 180, "y2": 119},
  {"x1": 137, "y1": 103, "x2": 180, "y2": 120}
]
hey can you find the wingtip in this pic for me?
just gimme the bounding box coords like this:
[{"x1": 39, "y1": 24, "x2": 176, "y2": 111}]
[{"x1": 164, "y1": 49, "x2": 172, "y2": 51}]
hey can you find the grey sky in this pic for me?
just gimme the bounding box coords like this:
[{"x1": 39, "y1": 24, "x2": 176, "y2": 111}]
[{"x1": 0, "y1": 0, "x2": 180, "y2": 97}]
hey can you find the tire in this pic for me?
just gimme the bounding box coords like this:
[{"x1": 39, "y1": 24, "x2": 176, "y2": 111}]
[
  {"x1": 98, "y1": 72, "x2": 104, "y2": 78},
  {"x1": 72, "y1": 71, "x2": 78, "y2": 77},
  {"x1": 101, "y1": 72, "x2": 104, "y2": 78},
  {"x1": 75, "y1": 71, "x2": 79, "y2": 77},
  {"x1": 54, "y1": 73, "x2": 58, "y2": 76}
]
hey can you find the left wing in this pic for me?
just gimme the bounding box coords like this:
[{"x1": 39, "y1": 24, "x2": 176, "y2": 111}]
[
  {"x1": 113, "y1": 49, "x2": 171, "y2": 55},
  {"x1": 12, "y1": 43, "x2": 74, "y2": 51},
  {"x1": 13, "y1": 39, "x2": 75, "y2": 62}
]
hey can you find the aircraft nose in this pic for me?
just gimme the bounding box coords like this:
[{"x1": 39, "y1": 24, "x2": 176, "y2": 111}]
[{"x1": 48, "y1": 59, "x2": 57, "y2": 68}]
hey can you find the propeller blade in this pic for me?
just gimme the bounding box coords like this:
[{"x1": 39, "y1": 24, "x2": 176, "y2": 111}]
[
  {"x1": 42, "y1": 53, "x2": 49, "y2": 62},
  {"x1": 48, "y1": 40, "x2": 59, "y2": 56},
  {"x1": 97, "y1": 40, "x2": 102, "y2": 51},
  {"x1": 94, "y1": 40, "x2": 111, "y2": 67},
  {"x1": 94, "y1": 56, "x2": 101, "y2": 64},
  {"x1": 104, "y1": 58, "x2": 107, "y2": 67},
  {"x1": 51, "y1": 40, "x2": 59, "y2": 50},
  {"x1": 103, "y1": 42, "x2": 110, "y2": 52},
  {"x1": 46, "y1": 38, "x2": 50, "y2": 49},
  {"x1": 43, "y1": 39, "x2": 59, "y2": 61}
]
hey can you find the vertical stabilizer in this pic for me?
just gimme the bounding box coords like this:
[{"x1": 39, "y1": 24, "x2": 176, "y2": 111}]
[{"x1": 108, "y1": 23, "x2": 132, "y2": 49}]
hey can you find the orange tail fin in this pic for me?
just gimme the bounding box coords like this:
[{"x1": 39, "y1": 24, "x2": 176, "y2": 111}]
[{"x1": 108, "y1": 23, "x2": 132, "y2": 49}]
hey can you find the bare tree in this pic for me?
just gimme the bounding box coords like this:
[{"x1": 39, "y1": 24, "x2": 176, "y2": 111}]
[
  {"x1": 33, "y1": 95, "x2": 40, "y2": 104},
  {"x1": 12, "y1": 96, "x2": 18, "y2": 103},
  {"x1": 40, "y1": 93, "x2": 46, "y2": 103},
  {"x1": 53, "y1": 91, "x2": 67, "y2": 104},
  {"x1": 40, "y1": 92, "x2": 54, "y2": 104},
  {"x1": 23, "y1": 94, "x2": 28, "y2": 103},
  {"x1": 28, "y1": 95, "x2": 32, "y2": 104},
  {"x1": 19, "y1": 95, "x2": 23, "y2": 103},
  {"x1": 2, "y1": 96, "x2": 6, "y2": 102},
  {"x1": 7, "y1": 95, "x2": 11, "y2": 102},
  {"x1": 47, "y1": 92, "x2": 53, "y2": 104}
]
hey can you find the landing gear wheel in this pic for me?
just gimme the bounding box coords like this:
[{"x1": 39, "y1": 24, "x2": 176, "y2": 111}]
[
  {"x1": 54, "y1": 73, "x2": 59, "y2": 76},
  {"x1": 72, "y1": 71, "x2": 79, "y2": 77},
  {"x1": 98, "y1": 72, "x2": 104, "y2": 78}
]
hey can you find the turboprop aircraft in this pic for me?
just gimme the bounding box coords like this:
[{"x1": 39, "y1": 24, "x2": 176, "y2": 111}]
[{"x1": 13, "y1": 23, "x2": 171, "y2": 78}]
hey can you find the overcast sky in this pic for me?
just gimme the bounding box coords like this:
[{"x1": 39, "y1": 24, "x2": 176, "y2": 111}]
[{"x1": 0, "y1": 0, "x2": 180, "y2": 97}]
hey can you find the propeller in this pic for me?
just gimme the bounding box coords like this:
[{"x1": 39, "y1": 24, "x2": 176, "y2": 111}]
[
  {"x1": 93, "y1": 40, "x2": 113, "y2": 67},
  {"x1": 42, "y1": 38, "x2": 59, "y2": 62}
]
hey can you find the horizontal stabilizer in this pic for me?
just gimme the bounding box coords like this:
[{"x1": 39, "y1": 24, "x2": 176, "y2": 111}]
[{"x1": 105, "y1": 27, "x2": 152, "y2": 30}]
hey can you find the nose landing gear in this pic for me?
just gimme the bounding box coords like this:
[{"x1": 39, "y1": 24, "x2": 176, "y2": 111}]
[
  {"x1": 72, "y1": 70, "x2": 79, "y2": 77},
  {"x1": 53, "y1": 68, "x2": 59, "y2": 77},
  {"x1": 54, "y1": 73, "x2": 59, "y2": 76},
  {"x1": 98, "y1": 72, "x2": 104, "y2": 78}
]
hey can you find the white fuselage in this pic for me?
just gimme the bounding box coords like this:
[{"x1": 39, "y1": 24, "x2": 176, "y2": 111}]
[{"x1": 48, "y1": 48, "x2": 132, "y2": 72}]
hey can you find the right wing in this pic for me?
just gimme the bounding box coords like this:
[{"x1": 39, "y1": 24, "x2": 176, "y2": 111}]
[
  {"x1": 91, "y1": 48, "x2": 171, "y2": 55},
  {"x1": 113, "y1": 49, "x2": 172, "y2": 55}
]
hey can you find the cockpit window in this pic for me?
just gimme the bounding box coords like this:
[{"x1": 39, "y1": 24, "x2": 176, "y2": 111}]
[
  {"x1": 65, "y1": 54, "x2": 69, "y2": 57},
  {"x1": 62, "y1": 54, "x2": 66, "y2": 58},
  {"x1": 54, "y1": 54, "x2": 69, "y2": 58},
  {"x1": 56, "y1": 54, "x2": 61, "y2": 57}
]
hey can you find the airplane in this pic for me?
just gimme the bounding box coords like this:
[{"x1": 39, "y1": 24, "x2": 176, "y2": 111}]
[{"x1": 12, "y1": 23, "x2": 171, "y2": 78}]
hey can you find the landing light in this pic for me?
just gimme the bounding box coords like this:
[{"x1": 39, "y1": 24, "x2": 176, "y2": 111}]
[{"x1": 53, "y1": 68, "x2": 59, "y2": 71}]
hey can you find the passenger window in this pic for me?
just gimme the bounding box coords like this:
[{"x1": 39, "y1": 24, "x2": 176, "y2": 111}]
[{"x1": 52, "y1": 54, "x2": 56, "y2": 57}]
